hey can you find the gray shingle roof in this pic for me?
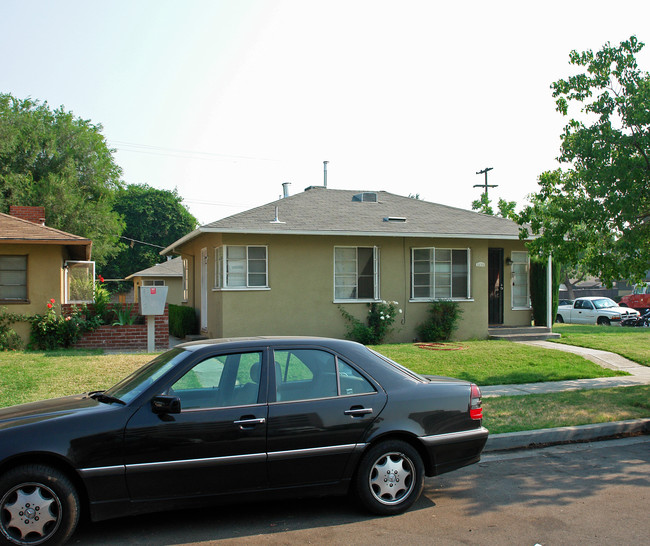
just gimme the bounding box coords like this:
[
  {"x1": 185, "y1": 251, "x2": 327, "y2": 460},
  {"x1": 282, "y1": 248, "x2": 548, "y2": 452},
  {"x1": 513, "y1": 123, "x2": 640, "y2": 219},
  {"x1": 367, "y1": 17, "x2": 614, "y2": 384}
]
[
  {"x1": 125, "y1": 257, "x2": 183, "y2": 279},
  {"x1": 164, "y1": 188, "x2": 528, "y2": 253}
]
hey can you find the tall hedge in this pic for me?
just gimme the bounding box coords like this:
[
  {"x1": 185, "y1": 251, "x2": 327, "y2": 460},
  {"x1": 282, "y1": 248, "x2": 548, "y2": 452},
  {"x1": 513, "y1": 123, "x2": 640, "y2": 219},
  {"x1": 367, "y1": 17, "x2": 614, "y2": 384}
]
[
  {"x1": 530, "y1": 258, "x2": 561, "y2": 326},
  {"x1": 169, "y1": 304, "x2": 198, "y2": 338}
]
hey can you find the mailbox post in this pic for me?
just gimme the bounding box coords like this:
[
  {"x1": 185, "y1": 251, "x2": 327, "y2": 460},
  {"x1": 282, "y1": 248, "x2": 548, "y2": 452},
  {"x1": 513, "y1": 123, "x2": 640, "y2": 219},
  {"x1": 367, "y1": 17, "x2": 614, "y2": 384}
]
[{"x1": 139, "y1": 286, "x2": 168, "y2": 352}]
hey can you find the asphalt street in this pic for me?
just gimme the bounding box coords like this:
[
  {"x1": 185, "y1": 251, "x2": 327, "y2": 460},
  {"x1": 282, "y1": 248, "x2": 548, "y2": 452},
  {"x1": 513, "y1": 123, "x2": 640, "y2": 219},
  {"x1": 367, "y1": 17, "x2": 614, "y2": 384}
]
[{"x1": 71, "y1": 436, "x2": 650, "y2": 545}]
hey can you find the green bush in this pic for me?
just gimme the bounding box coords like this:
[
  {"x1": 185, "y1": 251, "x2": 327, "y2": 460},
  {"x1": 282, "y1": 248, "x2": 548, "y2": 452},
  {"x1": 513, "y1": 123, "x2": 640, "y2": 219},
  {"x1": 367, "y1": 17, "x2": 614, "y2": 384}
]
[
  {"x1": 28, "y1": 300, "x2": 101, "y2": 350},
  {"x1": 417, "y1": 300, "x2": 463, "y2": 342},
  {"x1": 0, "y1": 307, "x2": 23, "y2": 350},
  {"x1": 339, "y1": 301, "x2": 402, "y2": 344},
  {"x1": 169, "y1": 304, "x2": 198, "y2": 338}
]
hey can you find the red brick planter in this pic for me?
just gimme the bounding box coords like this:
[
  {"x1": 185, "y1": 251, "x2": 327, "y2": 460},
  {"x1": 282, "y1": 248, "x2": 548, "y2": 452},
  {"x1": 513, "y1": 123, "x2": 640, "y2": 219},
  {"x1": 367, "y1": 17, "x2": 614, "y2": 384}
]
[{"x1": 62, "y1": 303, "x2": 169, "y2": 351}]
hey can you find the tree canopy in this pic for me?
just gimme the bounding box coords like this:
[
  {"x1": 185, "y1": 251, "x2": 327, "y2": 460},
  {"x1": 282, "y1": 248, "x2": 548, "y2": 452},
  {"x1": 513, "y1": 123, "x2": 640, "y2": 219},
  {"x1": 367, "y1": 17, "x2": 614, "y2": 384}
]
[
  {"x1": 100, "y1": 184, "x2": 197, "y2": 280},
  {"x1": 519, "y1": 36, "x2": 650, "y2": 283},
  {"x1": 0, "y1": 93, "x2": 124, "y2": 265}
]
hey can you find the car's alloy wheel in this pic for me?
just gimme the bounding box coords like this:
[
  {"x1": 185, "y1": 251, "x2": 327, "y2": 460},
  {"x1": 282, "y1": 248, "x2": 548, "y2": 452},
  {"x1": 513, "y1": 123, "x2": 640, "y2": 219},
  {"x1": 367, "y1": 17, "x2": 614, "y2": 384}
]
[
  {"x1": 0, "y1": 465, "x2": 79, "y2": 546},
  {"x1": 597, "y1": 317, "x2": 611, "y2": 326},
  {"x1": 354, "y1": 440, "x2": 424, "y2": 515}
]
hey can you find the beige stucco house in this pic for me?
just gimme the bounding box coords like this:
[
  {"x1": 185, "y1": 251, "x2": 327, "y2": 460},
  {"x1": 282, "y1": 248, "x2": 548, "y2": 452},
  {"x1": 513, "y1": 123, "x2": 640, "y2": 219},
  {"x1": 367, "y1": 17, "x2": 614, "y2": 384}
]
[
  {"x1": 126, "y1": 257, "x2": 184, "y2": 305},
  {"x1": 162, "y1": 187, "x2": 534, "y2": 342},
  {"x1": 0, "y1": 206, "x2": 93, "y2": 343}
]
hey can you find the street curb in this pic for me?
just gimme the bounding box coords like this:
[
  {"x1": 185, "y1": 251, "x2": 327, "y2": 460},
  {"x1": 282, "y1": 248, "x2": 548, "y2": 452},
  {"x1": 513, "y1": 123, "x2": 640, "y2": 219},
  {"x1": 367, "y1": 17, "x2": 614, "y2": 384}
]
[{"x1": 484, "y1": 418, "x2": 650, "y2": 452}]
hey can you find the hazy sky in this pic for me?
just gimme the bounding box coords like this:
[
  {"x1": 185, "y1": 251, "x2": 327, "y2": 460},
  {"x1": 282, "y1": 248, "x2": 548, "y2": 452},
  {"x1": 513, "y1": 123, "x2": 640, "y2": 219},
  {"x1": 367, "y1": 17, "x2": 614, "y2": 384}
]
[{"x1": 2, "y1": 1, "x2": 649, "y2": 224}]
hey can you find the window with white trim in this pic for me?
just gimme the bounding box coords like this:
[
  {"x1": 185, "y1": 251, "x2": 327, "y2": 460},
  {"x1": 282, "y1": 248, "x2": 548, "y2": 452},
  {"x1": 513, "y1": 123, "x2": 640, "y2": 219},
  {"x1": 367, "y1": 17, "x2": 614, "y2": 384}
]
[
  {"x1": 511, "y1": 251, "x2": 530, "y2": 309},
  {"x1": 143, "y1": 280, "x2": 165, "y2": 286},
  {"x1": 334, "y1": 247, "x2": 379, "y2": 300},
  {"x1": 215, "y1": 246, "x2": 268, "y2": 289},
  {"x1": 182, "y1": 258, "x2": 189, "y2": 302},
  {"x1": 0, "y1": 255, "x2": 27, "y2": 302},
  {"x1": 411, "y1": 248, "x2": 470, "y2": 300}
]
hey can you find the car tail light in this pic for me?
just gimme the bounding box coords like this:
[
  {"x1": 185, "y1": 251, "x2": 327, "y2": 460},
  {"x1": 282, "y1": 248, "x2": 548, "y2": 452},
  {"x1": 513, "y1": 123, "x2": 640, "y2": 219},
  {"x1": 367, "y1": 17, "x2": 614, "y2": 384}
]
[{"x1": 469, "y1": 383, "x2": 482, "y2": 420}]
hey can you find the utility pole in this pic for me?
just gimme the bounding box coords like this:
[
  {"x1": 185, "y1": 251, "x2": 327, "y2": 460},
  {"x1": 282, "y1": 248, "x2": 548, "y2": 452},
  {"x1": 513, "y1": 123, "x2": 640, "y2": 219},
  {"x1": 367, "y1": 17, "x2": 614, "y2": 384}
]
[{"x1": 474, "y1": 167, "x2": 497, "y2": 197}]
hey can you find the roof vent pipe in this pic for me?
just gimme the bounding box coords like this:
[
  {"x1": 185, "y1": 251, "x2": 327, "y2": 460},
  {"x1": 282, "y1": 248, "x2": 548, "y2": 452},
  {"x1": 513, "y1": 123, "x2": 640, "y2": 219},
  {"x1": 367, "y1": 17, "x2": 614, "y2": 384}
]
[
  {"x1": 282, "y1": 182, "x2": 291, "y2": 198},
  {"x1": 323, "y1": 160, "x2": 329, "y2": 188}
]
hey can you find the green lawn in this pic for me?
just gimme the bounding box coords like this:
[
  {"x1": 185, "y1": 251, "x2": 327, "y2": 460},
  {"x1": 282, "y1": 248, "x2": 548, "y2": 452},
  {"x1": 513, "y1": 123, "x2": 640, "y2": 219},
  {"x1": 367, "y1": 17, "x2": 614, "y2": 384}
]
[
  {"x1": 551, "y1": 324, "x2": 650, "y2": 366},
  {"x1": 483, "y1": 385, "x2": 650, "y2": 434},
  {"x1": 370, "y1": 340, "x2": 626, "y2": 385}
]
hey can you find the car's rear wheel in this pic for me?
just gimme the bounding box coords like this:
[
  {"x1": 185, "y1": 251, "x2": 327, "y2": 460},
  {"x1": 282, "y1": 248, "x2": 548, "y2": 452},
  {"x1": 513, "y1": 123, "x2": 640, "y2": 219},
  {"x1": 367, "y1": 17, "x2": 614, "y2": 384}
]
[
  {"x1": 555, "y1": 314, "x2": 564, "y2": 323},
  {"x1": 597, "y1": 317, "x2": 611, "y2": 326},
  {"x1": 0, "y1": 465, "x2": 79, "y2": 546},
  {"x1": 354, "y1": 440, "x2": 424, "y2": 515}
]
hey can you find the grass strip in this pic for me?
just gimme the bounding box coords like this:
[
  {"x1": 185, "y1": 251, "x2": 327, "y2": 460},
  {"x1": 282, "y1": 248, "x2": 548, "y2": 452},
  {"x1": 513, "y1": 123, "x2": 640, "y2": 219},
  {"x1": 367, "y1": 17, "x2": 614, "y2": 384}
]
[
  {"x1": 372, "y1": 340, "x2": 627, "y2": 385},
  {"x1": 483, "y1": 385, "x2": 650, "y2": 434},
  {"x1": 552, "y1": 324, "x2": 650, "y2": 367}
]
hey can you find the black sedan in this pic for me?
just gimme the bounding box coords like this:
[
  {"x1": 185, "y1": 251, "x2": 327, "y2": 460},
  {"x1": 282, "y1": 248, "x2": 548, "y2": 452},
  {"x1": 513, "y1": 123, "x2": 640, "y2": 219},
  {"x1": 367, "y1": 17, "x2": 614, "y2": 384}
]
[{"x1": 0, "y1": 337, "x2": 488, "y2": 546}]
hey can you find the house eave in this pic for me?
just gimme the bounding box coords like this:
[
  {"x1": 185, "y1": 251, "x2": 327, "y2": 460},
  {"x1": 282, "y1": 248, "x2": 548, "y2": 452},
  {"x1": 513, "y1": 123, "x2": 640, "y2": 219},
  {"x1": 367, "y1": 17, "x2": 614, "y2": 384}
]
[{"x1": 163, "y1": 227, "x2": 532, "y2": 253}]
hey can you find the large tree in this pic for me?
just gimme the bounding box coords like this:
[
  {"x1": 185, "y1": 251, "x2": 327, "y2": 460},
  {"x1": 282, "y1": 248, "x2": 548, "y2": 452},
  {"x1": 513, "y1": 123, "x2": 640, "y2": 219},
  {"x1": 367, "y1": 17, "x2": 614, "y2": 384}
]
[
  {"x1": 0, "y1": 93, "x2": 124, "y2": 265},
  {"x1": 101, "y1": 184, "x2": 197, "y2": 280},
  {"x1": 519, "y1": 36, "x2": 650, "y2": 283}
]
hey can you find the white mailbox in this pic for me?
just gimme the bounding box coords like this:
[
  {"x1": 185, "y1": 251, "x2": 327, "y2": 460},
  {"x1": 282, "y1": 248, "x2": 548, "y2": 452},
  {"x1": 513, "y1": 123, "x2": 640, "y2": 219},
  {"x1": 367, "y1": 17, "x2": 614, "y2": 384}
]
[{"x1": 139, "y1": 286, "x2": 168, "y2": 316}]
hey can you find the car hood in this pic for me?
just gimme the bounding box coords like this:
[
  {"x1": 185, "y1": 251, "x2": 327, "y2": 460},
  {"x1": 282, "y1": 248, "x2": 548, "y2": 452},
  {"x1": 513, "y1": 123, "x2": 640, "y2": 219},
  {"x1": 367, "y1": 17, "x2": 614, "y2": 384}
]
[{"x1": 0, "y1": 394, "x2": 107, "y2": 430}]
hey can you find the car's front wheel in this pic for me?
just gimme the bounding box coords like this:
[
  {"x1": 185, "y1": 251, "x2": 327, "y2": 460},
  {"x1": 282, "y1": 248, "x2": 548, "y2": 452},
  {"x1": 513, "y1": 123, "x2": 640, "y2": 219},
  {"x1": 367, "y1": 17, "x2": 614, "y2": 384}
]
[
  {"x1": 354, "y1": 440, "x2": 424, "y2": 515},
  {"x1": 597, "y1": 317, "x2": 611, "y2": 326},
  {"x1": 0, "y1": 465, "x2": 79, "y2": 546}
]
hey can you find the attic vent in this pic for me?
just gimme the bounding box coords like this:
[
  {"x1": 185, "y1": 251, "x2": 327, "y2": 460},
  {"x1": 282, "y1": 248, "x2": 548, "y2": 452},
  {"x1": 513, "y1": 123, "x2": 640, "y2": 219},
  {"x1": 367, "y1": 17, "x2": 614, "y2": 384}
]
[
  {"x1": 352, "y1": 192, "x2": 378, "y2": 202},
  {"x1": 383, "y1": 217, "x2": 407, "y2": 223}
]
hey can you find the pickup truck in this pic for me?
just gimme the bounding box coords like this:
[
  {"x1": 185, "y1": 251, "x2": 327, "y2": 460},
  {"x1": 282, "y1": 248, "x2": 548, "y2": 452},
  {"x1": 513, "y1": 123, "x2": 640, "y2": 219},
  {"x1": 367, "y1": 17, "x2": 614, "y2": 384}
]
[
  {"x1": 619, "y1": 282, "x2": 650, "y2": 313},
  {"x1": 556, "y1": 296, "x2": 640, "y2": 326}
]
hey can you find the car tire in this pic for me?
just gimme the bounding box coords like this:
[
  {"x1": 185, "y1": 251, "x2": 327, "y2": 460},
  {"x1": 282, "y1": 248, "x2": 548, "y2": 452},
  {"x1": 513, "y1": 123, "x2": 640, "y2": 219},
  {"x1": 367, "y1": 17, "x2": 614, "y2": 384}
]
[
  {"x1": 0, "y1": 465, "x2": 80, "y2": 546},
  {"x1": 354, "y1": 440, "x2": 424, "y2": 516},
  {"x1": 597, "y1": 317, "x2": 611, "y2": 326},
  {"x1": 555, "y1": 314, "x2": 564, "y2": 323}
]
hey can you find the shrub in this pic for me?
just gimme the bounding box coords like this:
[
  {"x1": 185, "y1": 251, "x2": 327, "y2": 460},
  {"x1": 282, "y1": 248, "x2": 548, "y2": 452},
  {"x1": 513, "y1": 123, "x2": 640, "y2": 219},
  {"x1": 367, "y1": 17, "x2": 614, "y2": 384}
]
[
  {"x1": 169, "y1": 304, "x2": 198, "y2": 338},
  {"x1": 339, "y1": 301, "x2": 402, "y2": 345},
  {"x1": 93, "y1": 275, "x2": 114, "y2": 324},
  {"x1": 112, "y1": 303, "x2": 138, "y2": 325},
  {"x1": 28, "y1": 299, "x2": 100, "y2": 350},
  {"x1": 417, "y1": 300, "x2": 463, "y2": 342},
  {"x1": 0, "y1": 307, "x2": 23, "y2": 350}
]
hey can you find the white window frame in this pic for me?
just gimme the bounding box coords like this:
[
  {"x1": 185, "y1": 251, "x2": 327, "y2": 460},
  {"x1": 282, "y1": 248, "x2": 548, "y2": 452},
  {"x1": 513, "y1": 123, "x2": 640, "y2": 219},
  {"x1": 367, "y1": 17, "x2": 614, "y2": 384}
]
[
  {"x1": 143, "y1": 279, "x2": 166, "y2": 286},
  {"x1": 333, "y1": 246, "x2": 380, "y2": 302},
  {"x1": 182, "y1": 258, "x2": 189, "y2": 302},
  {"x1": 410, "y1": 247, "x2": 472, "y2": 301},
  {"x1": 511, "y1": 251, "x2": 531, "y2": 310},
  {"x1": 213, "y1": 245, "x2": 269, "y2": 290},
  {"x1": 64, "y1": 260, "x2": 95, "y2": 304}
]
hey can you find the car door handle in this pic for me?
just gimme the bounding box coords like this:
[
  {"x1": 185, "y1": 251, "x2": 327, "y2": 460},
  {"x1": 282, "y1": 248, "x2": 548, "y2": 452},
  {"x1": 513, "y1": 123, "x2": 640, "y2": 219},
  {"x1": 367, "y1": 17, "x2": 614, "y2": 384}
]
[
  {"x1": 234, "y1": 417, "x2": 266, "y2": 427},
  {"x1": 344, "y1": 407, "x2": 373, "y2": 417}
]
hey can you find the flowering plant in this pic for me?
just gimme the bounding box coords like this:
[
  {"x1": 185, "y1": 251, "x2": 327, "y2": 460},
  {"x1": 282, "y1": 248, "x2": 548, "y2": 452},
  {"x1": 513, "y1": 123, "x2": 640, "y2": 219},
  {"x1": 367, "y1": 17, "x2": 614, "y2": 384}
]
[
  {"x1": 28, "y1": 299, "x2": 100, "y2": 350},
  {"x1": 339, "y1": 300, "x2": 402, "y2": 345}
]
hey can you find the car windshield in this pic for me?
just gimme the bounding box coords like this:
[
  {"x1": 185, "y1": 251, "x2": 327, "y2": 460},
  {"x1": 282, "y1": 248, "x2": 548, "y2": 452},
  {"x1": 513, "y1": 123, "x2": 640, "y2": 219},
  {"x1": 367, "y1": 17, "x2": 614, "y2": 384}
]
[
  {"x1": 104, "y1": 348, "x2": 188, "y2": 404},
  {"x1": 593, "y1": 298, "x2": 617, "y2": 309}
]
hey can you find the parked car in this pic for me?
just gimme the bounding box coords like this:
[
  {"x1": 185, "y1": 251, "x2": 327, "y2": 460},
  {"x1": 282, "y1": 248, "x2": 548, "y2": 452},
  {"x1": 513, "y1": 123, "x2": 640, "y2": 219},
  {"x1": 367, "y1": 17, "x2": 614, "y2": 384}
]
[
  {"x1": 619, "y1": 282, "x2": 650, "y2": 314},
  {"x1": 0, "y1": 337, "x2": 488, "y2": 546},
  {"x1": 558, "y1": 299, "x2": 574, "y2": 307},
  {"x1": 556, "y1": 297, "x2": 640, "y2": 325}
]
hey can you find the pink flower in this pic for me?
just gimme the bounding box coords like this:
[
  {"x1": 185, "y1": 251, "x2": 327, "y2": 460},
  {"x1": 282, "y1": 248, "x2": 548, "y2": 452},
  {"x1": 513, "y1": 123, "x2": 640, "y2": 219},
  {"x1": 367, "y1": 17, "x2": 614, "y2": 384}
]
[
  {"x1": 50, "y1": 298, "x2": 55, "y2": 304},
  {"x1": 47, "y1": 303, "x2": 53, "y2": 309}
]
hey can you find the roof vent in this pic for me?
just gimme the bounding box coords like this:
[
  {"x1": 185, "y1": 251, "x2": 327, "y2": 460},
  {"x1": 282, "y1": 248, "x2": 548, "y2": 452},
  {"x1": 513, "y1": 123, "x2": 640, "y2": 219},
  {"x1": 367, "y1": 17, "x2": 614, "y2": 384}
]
[
  {"x1": 352, "y1": 192, "x2": 378, "y2": 202},
  {"x1": 383, "y1": 217, "x2": 407, "y2": 223},
  {"x1": 270, "y1": 206, "x2": 285, "y2": 224}
]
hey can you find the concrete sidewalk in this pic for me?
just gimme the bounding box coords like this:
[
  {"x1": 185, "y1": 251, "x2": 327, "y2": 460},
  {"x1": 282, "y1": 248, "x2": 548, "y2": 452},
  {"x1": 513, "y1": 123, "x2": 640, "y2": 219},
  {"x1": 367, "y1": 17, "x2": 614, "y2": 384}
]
[
  {"x1": 481, "y1": 340, "x2": 650, "y2": 398},
  {"x1": 482, "y1": 340, "x2": 650, "y2": 451}
]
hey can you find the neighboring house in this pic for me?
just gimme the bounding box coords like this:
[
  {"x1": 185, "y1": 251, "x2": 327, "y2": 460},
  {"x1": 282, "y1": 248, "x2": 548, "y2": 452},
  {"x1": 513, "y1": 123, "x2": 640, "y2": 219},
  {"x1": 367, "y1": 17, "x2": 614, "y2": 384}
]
[
  {"x1": 126, "y1": 257, "x2": 184, "y2": 305},
  {"x1": 162, "y1": 187, "x2": 535, "y2": 342},
  {"x1": 0, "y1": 206, "x2": 93, "y2": 343}
]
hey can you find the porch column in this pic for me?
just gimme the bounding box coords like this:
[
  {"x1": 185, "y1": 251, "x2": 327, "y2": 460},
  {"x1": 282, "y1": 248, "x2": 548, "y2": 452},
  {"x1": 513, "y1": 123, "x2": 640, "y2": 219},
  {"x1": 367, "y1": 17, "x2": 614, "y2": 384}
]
[{"x1": 547, "y1": 254, "x2": 553, "y2": 327}]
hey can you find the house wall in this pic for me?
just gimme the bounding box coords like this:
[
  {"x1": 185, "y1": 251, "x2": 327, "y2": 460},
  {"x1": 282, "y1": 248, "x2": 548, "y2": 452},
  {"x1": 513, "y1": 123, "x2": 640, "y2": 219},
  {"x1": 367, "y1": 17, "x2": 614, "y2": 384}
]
[
  {"x1": 175, "y1": 233, "x2": 531, "y2": 343},
  {"x1": 0, "y1": 243, "x2": 66, "y2": 343},
  {"x1": 131, "y1": 276, "x2": 184, "y2": 306}
]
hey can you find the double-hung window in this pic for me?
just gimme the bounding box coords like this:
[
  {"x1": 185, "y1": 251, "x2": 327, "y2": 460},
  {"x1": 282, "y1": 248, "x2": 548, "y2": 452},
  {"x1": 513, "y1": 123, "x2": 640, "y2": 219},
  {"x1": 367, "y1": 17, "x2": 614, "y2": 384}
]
[
  {"x1": 411, "y1": 248, "x2": 470, "y2": 300},
  {"x1": 334, "y1": 247, "x2": 379, "y2": 301},
  {"x1": 0, "y1": 255, "x2": 27, "y2": 302},
  {"x1": 511, "y1": 251, "x2": 530, "y2": 309},
  {"x1": 215, "y1": 246, "x2": 268, "y2": 289}
]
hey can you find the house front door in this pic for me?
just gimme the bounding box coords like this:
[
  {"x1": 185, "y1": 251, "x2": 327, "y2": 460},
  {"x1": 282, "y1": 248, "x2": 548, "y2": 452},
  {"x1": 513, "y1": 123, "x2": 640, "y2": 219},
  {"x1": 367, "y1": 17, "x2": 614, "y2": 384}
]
[{"x1": 488, "y1": 248, "x2": 504, "y2": 325}]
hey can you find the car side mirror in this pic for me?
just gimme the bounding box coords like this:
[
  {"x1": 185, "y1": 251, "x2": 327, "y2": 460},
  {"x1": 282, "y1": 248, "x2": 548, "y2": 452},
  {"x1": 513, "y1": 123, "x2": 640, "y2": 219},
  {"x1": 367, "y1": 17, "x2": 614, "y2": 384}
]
[{"x1": 152, "y1": 395, "x2": 181, "y2": 414}]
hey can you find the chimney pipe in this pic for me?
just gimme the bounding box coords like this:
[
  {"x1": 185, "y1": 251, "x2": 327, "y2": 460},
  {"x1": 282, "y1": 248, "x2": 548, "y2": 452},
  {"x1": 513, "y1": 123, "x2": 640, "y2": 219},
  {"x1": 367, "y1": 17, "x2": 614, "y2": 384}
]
[
  {"x1": 282, "y1": 182, "x2": 291, "y2": 198},
  {"x1": 323, "y1": 160, "x2": 329, "y2": 188}
]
